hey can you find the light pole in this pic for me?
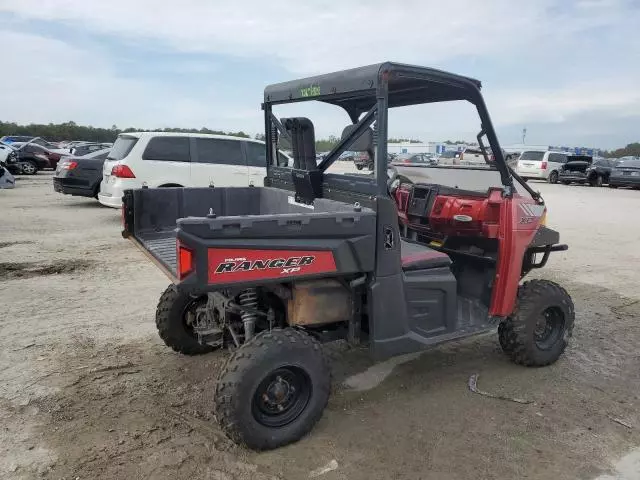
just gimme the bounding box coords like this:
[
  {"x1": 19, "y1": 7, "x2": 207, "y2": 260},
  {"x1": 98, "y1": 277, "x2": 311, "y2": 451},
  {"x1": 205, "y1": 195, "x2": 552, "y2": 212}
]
[{"x1": 522, "y1": 127, "x2": 527, "y2": 145}]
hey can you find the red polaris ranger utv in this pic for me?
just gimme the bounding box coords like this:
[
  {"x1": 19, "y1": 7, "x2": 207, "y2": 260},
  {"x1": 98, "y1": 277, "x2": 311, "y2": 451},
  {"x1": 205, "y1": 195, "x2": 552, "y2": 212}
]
[{"x1": 122, "y1": 62, "x2": 574, "y2": 450}]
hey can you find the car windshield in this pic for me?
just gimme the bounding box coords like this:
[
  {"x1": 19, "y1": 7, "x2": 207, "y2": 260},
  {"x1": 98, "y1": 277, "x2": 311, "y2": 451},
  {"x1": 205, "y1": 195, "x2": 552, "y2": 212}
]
[
  {"x1": 616, "y1": 159, "x2": 640, "y2": 168},
  {"x1": 519, "y1": 151, "x2": 545, "y2": 161},
  {"x1": 107, "y1": 136, "x2": 138, "y2": 160}
]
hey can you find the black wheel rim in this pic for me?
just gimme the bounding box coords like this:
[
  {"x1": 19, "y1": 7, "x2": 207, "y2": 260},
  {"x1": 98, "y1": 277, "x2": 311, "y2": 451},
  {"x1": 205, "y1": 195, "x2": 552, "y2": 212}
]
[
  {"x1": 252, "y1": 366, "x2": 311, "y2": 428},
  {"x1": 534, "y1": 307, "x2": 565, "y2": 350}
]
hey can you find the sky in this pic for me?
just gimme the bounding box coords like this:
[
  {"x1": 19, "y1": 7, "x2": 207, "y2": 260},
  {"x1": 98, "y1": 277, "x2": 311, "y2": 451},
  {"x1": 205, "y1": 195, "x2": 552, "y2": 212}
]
[{"x1": 1, "y1": 0, "x2": 639, "y2": 149}]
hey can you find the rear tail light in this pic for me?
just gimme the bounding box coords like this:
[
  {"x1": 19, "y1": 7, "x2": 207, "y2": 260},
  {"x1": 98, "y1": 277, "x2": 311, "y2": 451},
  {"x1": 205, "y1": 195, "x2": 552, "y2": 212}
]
[
  {"x1": 60, "y1": 161, "x2": 78, "y2": 170},
  {"x1": 541, "y1": 161, "x2": 548, "y2": 170},
  {"x1": 111, "y1": 164, "x2": 135, "y2": 178},
  {"x1": 177, "y1": 241, "x2": 194, "y2": 280}
]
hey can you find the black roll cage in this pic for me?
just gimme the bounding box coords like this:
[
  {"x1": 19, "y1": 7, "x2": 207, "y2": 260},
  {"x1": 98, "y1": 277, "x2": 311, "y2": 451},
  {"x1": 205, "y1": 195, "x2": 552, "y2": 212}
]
[{"x1": 262, "y1": 62, "x2": 519, "y2": 201}]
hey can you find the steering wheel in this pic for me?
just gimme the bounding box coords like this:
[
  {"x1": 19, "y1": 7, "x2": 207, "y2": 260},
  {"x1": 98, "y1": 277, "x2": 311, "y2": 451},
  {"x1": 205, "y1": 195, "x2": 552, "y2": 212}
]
[{"x1": 386, "y1": 166, "x2": 413, "y2": 196}]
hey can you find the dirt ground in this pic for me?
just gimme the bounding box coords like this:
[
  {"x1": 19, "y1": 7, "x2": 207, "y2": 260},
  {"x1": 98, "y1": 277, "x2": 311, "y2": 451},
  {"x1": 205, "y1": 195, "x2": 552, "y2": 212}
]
[{"x1": 1, "y1": 173, "x2": 640, "y2": 480}]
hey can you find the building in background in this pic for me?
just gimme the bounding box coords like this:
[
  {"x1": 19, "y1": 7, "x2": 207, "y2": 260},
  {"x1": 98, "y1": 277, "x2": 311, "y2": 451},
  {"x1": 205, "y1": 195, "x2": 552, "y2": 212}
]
[
  {"x1": 388, "y1": 142, "x2": 466, "y2": 155},
  {"x1": 503, "y1": 143, "x2": 603, "y2": 157}
]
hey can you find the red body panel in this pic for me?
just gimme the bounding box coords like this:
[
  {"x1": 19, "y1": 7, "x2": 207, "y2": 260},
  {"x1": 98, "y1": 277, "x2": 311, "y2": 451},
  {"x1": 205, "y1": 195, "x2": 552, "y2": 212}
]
[
  {"x1": 490, "y1": 196, "x2": 542, "y2": 316},
  {"x1": 207, "y1": 248, "x2": 337, "y2": 284},
  {"x1": 395, "y1": 184, "x2": 544, "y2": 317}
]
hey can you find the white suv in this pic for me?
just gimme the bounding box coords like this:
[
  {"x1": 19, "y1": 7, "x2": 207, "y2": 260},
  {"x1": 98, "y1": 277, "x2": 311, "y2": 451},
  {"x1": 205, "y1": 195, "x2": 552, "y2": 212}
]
[
  {"x1": 98, "y1": 132, "x2": 289, "y2": 208},
  {"x1": 516, "y1": 150, "x2": 568, "y2": 183}
]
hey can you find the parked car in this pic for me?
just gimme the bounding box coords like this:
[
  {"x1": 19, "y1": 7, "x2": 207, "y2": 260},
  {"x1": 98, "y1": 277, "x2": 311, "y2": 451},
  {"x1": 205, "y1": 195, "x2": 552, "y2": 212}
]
[
  {"x1": 436, "y1": 150, "x2": 460, "y2": 165},
  {"x1": 69, "y1": 142, "x2": 112, "y2": 157},
  {"x1": 609, "y1": 157, "x2": 640, "y2": 189},
  {"x1": 13, "y1": 143, "x2": 52, "y2": 174},
  {"x1": 98, "y1": 132, "x2": 290, "y2": 208},
  {"x1": 12, "y1": 139, "x2": 70, "y2": 170},
  {"x1": 558, "y1": 156, "x2": 615, "y2": 186},
  {"x1": 391, "y1": 153, "x2": 435, "y2": 166},
  {"x1": 0, "y1": 159, "x2": 16, "y2": 188},
  {"x1": 0, "y1": 135, "x2": 34, "y2": 144},
  {"x1": 0, "y1": 142, "x2": 17, "y2": 163},
  {"x1": 53, "y1": 148, "x2": 112, "y2": 198},
  {"x1": 353, "y1": 151, "x2": 373, "y2": 170},
  {"x1": 515, "y1": 150, "x2": 567, "y2": 183},
  {"x1": 458, "y1": 147, "x2": 487, "y2": 165}
]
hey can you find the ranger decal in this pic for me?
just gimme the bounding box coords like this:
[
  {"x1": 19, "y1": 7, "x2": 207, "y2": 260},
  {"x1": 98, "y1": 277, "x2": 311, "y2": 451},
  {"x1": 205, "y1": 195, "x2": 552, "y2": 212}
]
[{"x1": 208, "y1": 249, "x2": 336, "y2": 284}]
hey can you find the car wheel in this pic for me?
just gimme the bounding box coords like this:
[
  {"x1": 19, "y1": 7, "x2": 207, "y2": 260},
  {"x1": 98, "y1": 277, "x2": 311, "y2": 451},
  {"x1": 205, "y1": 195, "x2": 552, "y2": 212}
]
[
  {"x1": 609, "y1": 184, "x2": 618, "y2": 189},
  {"x1": 500, "y1": 280, "x2": 574, "y2": 366},
  {"x1": 21, "y1": 161, "x2": 38, "y2": 175},
  {"x1": 214, "y1": 328, "x2": 330, "y2": 450},
  {"x1": 155, "y1": 285, "x2": 217, "y2": 355},
  {"x1": 589, "y1": 175, "x2": 603, "y2": 187},
  {"x1": 355, "y1": 164, "x2": 363, "y2": 170},
  {"x1": 548, "y1": 171, "x2": 558, "y2": 184},
  {"x1": 367, "y1": 162, "x2": 374, "y2": 171}
]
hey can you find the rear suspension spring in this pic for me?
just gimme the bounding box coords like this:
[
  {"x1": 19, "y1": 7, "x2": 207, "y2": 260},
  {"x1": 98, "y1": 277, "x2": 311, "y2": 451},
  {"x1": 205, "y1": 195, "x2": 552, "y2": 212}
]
[{"x1": 238, "y1": 288, "x2": 258, "y2": 341}]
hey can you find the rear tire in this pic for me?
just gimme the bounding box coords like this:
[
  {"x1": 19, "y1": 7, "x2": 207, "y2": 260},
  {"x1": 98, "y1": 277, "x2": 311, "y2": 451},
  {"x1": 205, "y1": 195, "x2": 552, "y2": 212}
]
[
  {"x1": 155, "y1": 285, "x2": 216, "y2": 355},
  {"x1": 548, "y1": 171, "x2": 558, "y2": 184},
  {"x1": 214, "y1": 328, "x2": 330, "y2": 450},
  {"x1": 609, "y1": 184, "x2": 618, "y2": 189},
  {"x1": 561, "y1": 181, "x2": 570, "y2": 185},
  {"x1": 367, "y1": 162, "x2": 374, "y2": 171},
  {"x1": 355, "y1": 164, "x2": 363, "y2": 170},
  {"x1": 589, "y1": 175, "x2": 603, "y2": 187},
  {"x1": 21, "y1": 161, "x2": 38, "y2": 175},
  {"x1": 499, "y1": 280, "x2": 574, "y2": 367}
]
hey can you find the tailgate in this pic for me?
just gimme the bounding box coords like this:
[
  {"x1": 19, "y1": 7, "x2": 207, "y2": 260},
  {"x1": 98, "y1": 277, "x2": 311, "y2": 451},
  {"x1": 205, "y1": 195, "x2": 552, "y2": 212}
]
[{"x1": 122, "y1": 189, "x2": 179, "y2": 280}]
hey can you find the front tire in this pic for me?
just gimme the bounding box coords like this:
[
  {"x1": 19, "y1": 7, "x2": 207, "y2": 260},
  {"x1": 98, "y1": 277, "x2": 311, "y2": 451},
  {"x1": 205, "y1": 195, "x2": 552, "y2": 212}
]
[
  {"x1": 214, "y1": 328, "x2": 330, "y2": 450},
  {"x1": 21, "y1": 161, "x2": 38, "y2": 175},
  {"x1": 499, "y1": 280, "x2": 574, "y2": 367},
  {"x1": 355, "y1": 164, "x2": 363, "y2": 170},
  {"x1": 589, "y1": 175, "x2": 603, "y2": 187},
  {"x1": 155, "y1": 285, "x2": 216, "y2": 355},
  {"x1": 548, "y1": 171, "x2": 559, "y2": 184}
]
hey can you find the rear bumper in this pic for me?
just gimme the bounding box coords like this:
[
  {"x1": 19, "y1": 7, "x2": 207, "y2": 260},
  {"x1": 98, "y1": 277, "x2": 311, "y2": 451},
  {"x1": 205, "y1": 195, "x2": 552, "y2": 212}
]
[
  {"x1": 516, "y1": 170, "x2": 547, "y2": 179},
  {"x1": 610, "y1": 175, "x2": 640, "y2": 187},
  {"x1": 558, "y1": 173, "x2": 587, "y2": 182},
  {"x1": 53, "y1": 176, "x2": 96, "y2": 197},
  {"x1": 98, "y1": 191, "x2": 124, "y2": 208}
]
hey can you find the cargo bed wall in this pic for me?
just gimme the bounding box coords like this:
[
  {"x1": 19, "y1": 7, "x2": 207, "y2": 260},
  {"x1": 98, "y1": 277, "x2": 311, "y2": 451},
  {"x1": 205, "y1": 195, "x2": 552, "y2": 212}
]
[
  {"x1": 131, "y1": 187, "x2": 366, "y2": 236},
  {"x1": 125, "y1": 187, "x2": 377, "y2": 288}
]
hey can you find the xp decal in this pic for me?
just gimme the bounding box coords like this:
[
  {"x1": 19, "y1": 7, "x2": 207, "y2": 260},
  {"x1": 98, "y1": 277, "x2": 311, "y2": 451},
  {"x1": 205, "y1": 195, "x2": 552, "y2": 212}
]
[{"x1": 208, "y1": 248, "x2": 336, "y2": 284}]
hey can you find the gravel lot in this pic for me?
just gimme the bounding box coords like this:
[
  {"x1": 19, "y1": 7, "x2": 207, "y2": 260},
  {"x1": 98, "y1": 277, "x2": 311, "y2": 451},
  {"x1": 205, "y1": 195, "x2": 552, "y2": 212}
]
[{"x1": 1, "y1": 173, "x2": 639, "y2": 480}]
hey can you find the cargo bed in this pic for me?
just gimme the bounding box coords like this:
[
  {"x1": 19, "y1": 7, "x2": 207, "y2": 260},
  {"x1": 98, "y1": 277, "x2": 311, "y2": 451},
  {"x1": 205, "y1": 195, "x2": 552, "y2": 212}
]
[{"x1": 122, "y1": 186, "x2": 377, "y2": 287}]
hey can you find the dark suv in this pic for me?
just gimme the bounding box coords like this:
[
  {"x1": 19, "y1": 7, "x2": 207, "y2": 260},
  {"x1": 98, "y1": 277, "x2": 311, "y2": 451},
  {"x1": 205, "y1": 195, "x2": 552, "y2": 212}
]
[{"x1": 559, "y1": 157, "x2": 616, "y2": 187}]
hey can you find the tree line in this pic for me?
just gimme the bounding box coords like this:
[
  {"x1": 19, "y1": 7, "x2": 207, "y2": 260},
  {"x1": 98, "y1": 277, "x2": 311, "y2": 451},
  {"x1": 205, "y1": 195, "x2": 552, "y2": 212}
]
[
  {"x1": 603, "y1": 143, "x2": 640, "y2": 158},
  {"x1": 0, "y1": 121, "x2": 251, "y2": 143},
  {"x1": 3, "y1": 120, "x2": 637, "y2": 157}
]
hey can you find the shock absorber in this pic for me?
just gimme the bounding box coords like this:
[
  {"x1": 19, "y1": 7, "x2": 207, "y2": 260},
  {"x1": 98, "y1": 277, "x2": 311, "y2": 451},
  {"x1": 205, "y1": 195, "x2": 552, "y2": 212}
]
[{"x1": 238, "y1": 288, "x2": 258, "y2": 341}]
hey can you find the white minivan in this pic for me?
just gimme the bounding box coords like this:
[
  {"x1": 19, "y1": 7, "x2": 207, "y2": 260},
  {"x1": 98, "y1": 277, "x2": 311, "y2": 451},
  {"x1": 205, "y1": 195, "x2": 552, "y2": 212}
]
[
  {"x1": 515, "y1": 150, "x2": 568, "y2": 183},
  {"x1": 98, "y1": 132, "x2": 289, "y2": 208}
]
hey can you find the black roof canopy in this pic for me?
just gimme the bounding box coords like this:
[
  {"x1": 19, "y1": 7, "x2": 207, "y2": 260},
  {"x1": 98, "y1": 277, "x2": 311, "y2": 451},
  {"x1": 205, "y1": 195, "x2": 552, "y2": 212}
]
[{"x1": 264, "y1": 62, "x2": 483, "y2": 118}]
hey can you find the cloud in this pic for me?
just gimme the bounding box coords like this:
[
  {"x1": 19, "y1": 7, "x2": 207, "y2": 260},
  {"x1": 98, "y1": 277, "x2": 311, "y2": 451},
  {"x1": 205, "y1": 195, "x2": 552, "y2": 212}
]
[
  {"x1": 0, "y1": 30, "x2": 260, "y2": 130},
  {"x1": 0, "y1": 0, "x2": 639, "y2": 148},
  {"x1": 0, "y1": 0, "x2": 611, "y2": 73}
]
